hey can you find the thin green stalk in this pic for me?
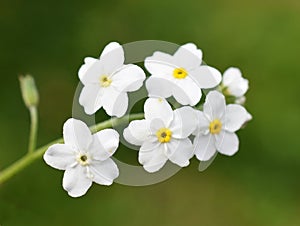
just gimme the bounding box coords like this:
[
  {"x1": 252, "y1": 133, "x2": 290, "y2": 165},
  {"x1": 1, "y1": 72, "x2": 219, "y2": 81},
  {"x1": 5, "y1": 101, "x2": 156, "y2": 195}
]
[
  {"x1": 28, "y1": 106, "x2": 38, "y2": 153},
  {"x1": 0, "y1": 113, "x2": 144, "y2": 185},
  {"x1": 0, "y1": 138, "x2": 63, "y2": 185}
]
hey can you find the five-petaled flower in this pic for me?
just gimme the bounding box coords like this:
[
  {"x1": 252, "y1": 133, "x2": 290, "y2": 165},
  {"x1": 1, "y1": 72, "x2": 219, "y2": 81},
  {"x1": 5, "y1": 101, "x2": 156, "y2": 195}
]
[
  {"x1": 78, "y1": 42, "x2": 146, "y2": 117},
  {"x1": 145, "y1": 43, "x2": 222, "y2": 106},
  {"x1": 123, "y1": 98, "x2": 197, "y2": 173},
  {"x1": 43, "y1": 118, "x2": 119, "y2": 197},
  {"x1": 193, "y1": 91, "x2": 251, "y2": 161}
]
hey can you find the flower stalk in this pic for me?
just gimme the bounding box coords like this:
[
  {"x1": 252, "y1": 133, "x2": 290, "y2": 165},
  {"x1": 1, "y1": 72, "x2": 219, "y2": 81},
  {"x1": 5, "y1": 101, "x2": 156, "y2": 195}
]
[{"x1": 28, "y1": 106, "x2": 38, "y2": 153}]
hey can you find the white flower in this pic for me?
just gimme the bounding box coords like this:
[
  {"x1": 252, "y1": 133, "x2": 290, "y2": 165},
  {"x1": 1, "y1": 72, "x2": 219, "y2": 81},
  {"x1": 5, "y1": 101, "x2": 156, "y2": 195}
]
[
  {"x1": 222, "y1": 67, "x2": 249, "y2": 98},
  {"x1": 193, "y1": 91, "x2": 251, "y2": 161},
  {"x1": 78, "y1": 42, "x2": 146, "y2": 117},
  {"x1": 145, "y1": 43, "x2": 222, "y2": 106},
  {"x1": 123, "y1": 98, "x2": 197, "y2": 173},
  {"x1": 43, "y1": 118, "x2": 119, "y2": 197}
]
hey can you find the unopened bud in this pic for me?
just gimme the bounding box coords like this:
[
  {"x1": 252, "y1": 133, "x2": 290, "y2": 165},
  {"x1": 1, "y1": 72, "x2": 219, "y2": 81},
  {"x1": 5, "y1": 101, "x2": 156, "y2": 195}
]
[{"x1": 19, "y1": 75, "x2": 39, "y2": 108}]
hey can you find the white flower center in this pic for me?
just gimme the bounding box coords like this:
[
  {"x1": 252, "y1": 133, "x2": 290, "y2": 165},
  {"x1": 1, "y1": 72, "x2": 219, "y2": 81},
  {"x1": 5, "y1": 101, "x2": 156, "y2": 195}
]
[
  {"x1": 209, "y1": 119, "x2": 222, "y2": 134},
  {"x1": 75, "y1": 153, "x2": 95, "y2": 179},
  {"x1": 77, "y1": 154, "x2": 90, "y2": 166},
  {"x1": 173, "y1": 67, "x2": 188, "y2": 79},
  {"x1": 156, "y1": 128, "x2": 172, "y2": 143},
  {"x1": 100, "y1": 75, "x2": 112, "y2": 87}
]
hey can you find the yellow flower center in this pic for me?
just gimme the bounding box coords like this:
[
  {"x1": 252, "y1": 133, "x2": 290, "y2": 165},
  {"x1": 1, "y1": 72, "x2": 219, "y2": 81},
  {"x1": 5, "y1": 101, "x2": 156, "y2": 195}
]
[
  {"x1": 209, "y1": 119, "x2": 222, "y2": 134},
  {"x1": 156, "y1": 128, "x2": 172, "y2": 143},
  {"x1": 78, "y1": 154, "x2": 89, "y2": 166},
  {"x1": 173, "y1": 68, "x2": 188, "y2": 79},
  {"x1": 100, "y1": 75, "x2": 112, "y2": 87},
  {"x1": 158, "y1": 98, "x2": 163, "y2": 103}
]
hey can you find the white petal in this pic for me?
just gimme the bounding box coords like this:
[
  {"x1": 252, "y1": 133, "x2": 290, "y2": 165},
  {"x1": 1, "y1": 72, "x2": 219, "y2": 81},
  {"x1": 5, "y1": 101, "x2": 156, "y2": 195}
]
[
  {"x1": 215, "y1": 131, "x2": 239, "y2": 156},
  {"x1": 123, "y1": 120, "x2": 151, "y2": 146},
  {"x1": 63, "y1": 118, "x2": 93, "y2": 150},
  {"x1": 90, "y1": 158, "x2": 119, "y2": 185},
  {"x1": 169, "y1": 106, "x2": 197, "y2": 139},
  {"x1": 63, "y1": 166, "x2": 92, "y2": 198},
  {"x1": 79, "y1": 85, "x2": 103, "y2": 115},
  {"x1": 193, "y1": 110, "x2": 210, "y2": 135},
  {"x1": 99, "y1": 42, "x2": 124, "y2": 74},
  {"x1": 85, "y1": 57, "x2": 97, "y2": 63},
  {"x1": 140, "y1": 136, "x2": 160, "y2": 152},
  {"x1": 100, "y1": 42, "x2": 122, "y2": 57},
  {"x1": 146, "y1": 76, "x2": 174, "y2": 99},
  {"x1": 246, "y1": 112, "x2": 253, "y2": 121},
  {"x1": 223, "y1": 104, "x2": 250, "y2": 132},
  {"x1": 167, "y1": 138, "x2": 194, "y2": 167},
  {"x1": 190, "y1": 66, "x2": 222, "y2": 89},
  {"x1": 172, "y1": 76, "x2": 202, "y2": 106},
  {"x1": 203, "y1": 91, "x2": 226, "y2": 120},
  {"x1": 80, "y1": 60, "x2": 105, "y2": 85},
  {"x1": 223, "y1": 67, "x2": 249, "y2": 97},
  {"x1": 90, "y1": 129, "x2": 120, "y2": 161},
  {"x1": 173, "y1": 43, "x2": 202, "y2": 69},
  {"x1": 232, "y1": 81, "x2": 249, "y2": 97},
  {"x1": 111, "y1": 64, "x2": 146, "y2": 92},
  {"x1": 78, "y1": 57, "x2": 97, "y2": 81},
  {"x1": 102, "y1": 88, "x2": 128, "y2": 117},
  {"x1": 228, "y1": 80, "x2": 249, "y2": 97},
  {"x1": 193, "y1": 134, "x2": 217, "y2": 161},
  {"x1": 144, "y1": 98, "x2": 173, "y2": 126},
  {"x1": 43, "y1": 144, "x2": 75, "y2": 170},
  {"x1": 223, "y1": 68, "x2": 242, "y2": 84},
  {"x1": 150, "y1": 118, "x2": 168, "y2": 134},
  {"x1": 144, "y1": 51, "x2": 175, "y2": 75},
  {"x1": 139, "y1": 144, "x2": 168, "y2": 173}
]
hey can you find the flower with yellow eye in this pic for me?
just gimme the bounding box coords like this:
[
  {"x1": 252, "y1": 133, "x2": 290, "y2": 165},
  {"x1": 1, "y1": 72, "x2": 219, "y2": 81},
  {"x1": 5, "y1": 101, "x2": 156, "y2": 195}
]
[
  {"x1": 144, "y1": 43, "x2": 222, "y2": 106},
  {"x1": 123, "y1": 98, "x2": 197, "y2": 173},
  {"x1": 78, "y1": 42, "x2": 145, "y2": 117},
  {"x1": 43, "y1": 118, "x2": 119, "y2": 197},
  {"x1": 193, "y1": 91, "x2": 251, "y2": 161}
]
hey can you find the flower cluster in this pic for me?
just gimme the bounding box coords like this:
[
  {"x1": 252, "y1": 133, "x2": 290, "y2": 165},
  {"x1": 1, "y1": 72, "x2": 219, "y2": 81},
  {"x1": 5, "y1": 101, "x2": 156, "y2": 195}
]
[{"x1": 44, "y1": 42, "x2": 252, "y2": 197}]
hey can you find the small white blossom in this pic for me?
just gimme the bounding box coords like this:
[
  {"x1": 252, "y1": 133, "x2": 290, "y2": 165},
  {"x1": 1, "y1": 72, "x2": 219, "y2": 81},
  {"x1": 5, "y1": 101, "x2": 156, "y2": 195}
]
[
  {"x1": 222, "y1": 67, "x2": 249, "y2": 98},
  {"x1": 145, "y1": 43, "x2": 222, "y2": 106},
  {"x1": 44, "y1": 118, "x2": 119, "y2": 197},
  {"x1": 78, "y1": 42, "x2": 146, "y2": 117},
  {"x1": 193, "y1": 91, "x2": 251, "y2": 161},
  {"x1": 123, "y1": 98, "x2": 197, "y2": 173}
]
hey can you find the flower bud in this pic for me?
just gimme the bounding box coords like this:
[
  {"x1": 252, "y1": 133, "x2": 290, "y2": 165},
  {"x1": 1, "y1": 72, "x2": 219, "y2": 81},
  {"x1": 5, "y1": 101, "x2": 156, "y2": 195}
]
[{"x1": 19, "y1": 75, "x2": 39, "y2": 108}]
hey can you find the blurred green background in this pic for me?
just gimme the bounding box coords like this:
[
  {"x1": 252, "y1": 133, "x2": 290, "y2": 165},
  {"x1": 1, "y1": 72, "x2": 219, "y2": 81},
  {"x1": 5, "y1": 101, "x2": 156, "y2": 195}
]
[{"x1": 1, "y1": 0, "x2": 300, "y2": 225}]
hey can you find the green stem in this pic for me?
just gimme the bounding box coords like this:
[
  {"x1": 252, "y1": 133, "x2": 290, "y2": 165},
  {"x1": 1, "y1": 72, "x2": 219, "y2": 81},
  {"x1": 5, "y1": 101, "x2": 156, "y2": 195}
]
[
  {"x1": 0, "y1": 113, "x2": 144, "y2": 185},
  {"x1": 0, "y1": 138, "x2": 63, "y2": 185},
  {"x1": 28, "y1": 106, "x2": 38, "y2": 153}
]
